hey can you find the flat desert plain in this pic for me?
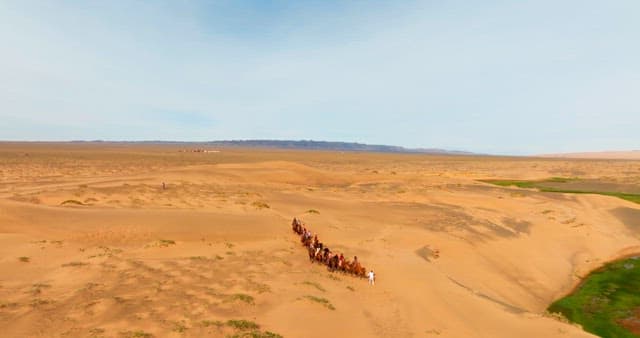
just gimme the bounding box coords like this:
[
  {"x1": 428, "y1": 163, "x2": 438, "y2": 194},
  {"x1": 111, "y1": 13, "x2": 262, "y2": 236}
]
[{"x1": 1, "y1": 143, "x2": 640, "y2": 338}]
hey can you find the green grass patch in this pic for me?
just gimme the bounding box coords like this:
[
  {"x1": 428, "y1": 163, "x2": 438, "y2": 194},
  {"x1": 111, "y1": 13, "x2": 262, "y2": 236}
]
[
  {"x1": 548, "y1": 257, "x2": 640, "y2": 337},
  {"x1": 304, "y1": 295, "x2": 335, "y2": 310},
  {"x1": 306, "y1": 209, "x2": 320, "y2": 214},
  {"x1": 481, "y1": 178, "x2": 640, "y2": 204},
  {"x1": 18, "y1": 256, "x2": 30, "y2": 263}
]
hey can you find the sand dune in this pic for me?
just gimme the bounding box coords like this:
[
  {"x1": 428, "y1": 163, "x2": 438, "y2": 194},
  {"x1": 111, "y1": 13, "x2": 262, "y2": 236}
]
[{"x1": 1, "y1": 143, "x2": 640, "y2": 337}]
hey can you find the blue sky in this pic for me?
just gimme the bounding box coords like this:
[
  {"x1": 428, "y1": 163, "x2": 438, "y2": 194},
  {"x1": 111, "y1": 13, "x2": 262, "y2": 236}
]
[{"x1": 1, "y1": 1, "x2": 638, "y2": 154}]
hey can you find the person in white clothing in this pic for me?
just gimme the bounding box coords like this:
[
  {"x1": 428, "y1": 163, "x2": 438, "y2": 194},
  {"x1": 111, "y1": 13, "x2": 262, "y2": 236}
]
[{"x1": 368, "y1": 270, "x2": 375, "y2": 285}]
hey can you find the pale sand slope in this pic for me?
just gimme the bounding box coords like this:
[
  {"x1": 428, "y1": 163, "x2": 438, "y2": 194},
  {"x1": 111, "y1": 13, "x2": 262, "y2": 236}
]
[
  {"x1": 539, "y1": 150, "x2": 640, "y2": 160},
  {"x1": 1, "y1": 144, "x2": 640, "y2": 337}
]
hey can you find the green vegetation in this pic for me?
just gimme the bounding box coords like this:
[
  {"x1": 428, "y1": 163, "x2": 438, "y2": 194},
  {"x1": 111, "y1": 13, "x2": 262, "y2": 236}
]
[
  {"x1": 548, "y1": 257, "x2": 640, "y2": 337},
  {"x1": 304, "y1": 295, "x2": 335, "y2": 310},
  {"x1": 482, "y1": 178, "x2": 640, "y2": 204},
  {"x1": 481, "y1": 177, "x2": 575, "y2": 190},
  {"x1": 18, "y1": 256, "x2": 30, "y2": 262},
  {"x1": 306, "y1": 209, "x2": 320, "y2": 214}
]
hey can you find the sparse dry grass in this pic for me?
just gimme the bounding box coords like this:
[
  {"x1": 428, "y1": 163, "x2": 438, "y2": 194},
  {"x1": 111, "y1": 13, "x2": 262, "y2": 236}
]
[
  {"x1": 226, "y1": 293, "x2": 254, "y2": 305},
  {"x1": 119, "y1": 330, "x2": 153, "y2": 338},
  {"x1": 145, "y1": 239, "x2": 176, "y2": 248},
  {"x1": 61, "y1": 261, "x2": 88, "y2": 267},
  {"x1": 226, "y1": 319, "x2": 259, "y2": 330},
  {"x1": 302, "y1": 280, "x2": 325, "y2": 292},
  {"x1": 200, "y1": 320, "x2": 224, "y2": 328},
  {"x1": 304, "y1": 295, "x2": 335, "y2": 310}
]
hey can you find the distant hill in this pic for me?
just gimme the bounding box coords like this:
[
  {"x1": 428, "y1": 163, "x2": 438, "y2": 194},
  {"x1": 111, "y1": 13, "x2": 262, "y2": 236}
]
[
  {"x1": 538, "y1": 150, "x2": 640, "y2": 160},
  {"x1": 201, "y1": 140, "x2": 474, "y2": 155},
  {"x1": 63, "y1": 139, "x2": 474, "y2": 155}
]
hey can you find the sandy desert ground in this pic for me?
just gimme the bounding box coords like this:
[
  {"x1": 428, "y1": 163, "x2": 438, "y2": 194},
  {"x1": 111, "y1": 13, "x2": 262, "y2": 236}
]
[
  {"x1": 540, "y1": 151, "x2": 640, "y2": 160},
  {"x1": 1, "y1": 142, "x2": 640, "y2": 338}
]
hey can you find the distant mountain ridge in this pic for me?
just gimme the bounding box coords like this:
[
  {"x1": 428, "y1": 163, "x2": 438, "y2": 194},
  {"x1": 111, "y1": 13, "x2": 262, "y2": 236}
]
[
  {"x1": 68, "y1": 139, "x2": 474, "y2": 155},
  {"x1": 202, "y1": 140, "x2": 474, "y2": 155}
]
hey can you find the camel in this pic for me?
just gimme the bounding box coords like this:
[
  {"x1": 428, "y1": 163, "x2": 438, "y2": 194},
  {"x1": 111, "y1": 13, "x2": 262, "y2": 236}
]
[
  {"x1": 328, "y1": 254, "x2": 340, "y2": 271},
  {"x1": 291, "y1": 217, "x2": 371, "y2": 279},
  {"x1": 308, "y1": 246, "x2": 316, "y2": 262}
]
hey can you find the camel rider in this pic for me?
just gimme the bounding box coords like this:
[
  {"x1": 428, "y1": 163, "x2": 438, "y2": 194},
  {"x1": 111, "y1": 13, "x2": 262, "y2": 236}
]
[
  {"x1": 313, "y1": 235, "x2": 319, "y2": 247},
  {"x1": 339, "y1": 253, "x2": 345, "y2": 267}
]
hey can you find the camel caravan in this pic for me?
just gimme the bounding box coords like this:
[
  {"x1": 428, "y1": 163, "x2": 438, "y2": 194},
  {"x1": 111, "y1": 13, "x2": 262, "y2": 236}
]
[{"x1": 291, "y1": 217, "x2": 368, "y2": 278}]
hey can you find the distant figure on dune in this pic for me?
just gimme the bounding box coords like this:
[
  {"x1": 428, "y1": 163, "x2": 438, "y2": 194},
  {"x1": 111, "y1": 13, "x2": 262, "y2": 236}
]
[
  {"x1": 368, "y1": 270, "x2": 375, "y2": 285},
  {"x1": 162, "y1": 182, "x2": 166, "y2": 190}
]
